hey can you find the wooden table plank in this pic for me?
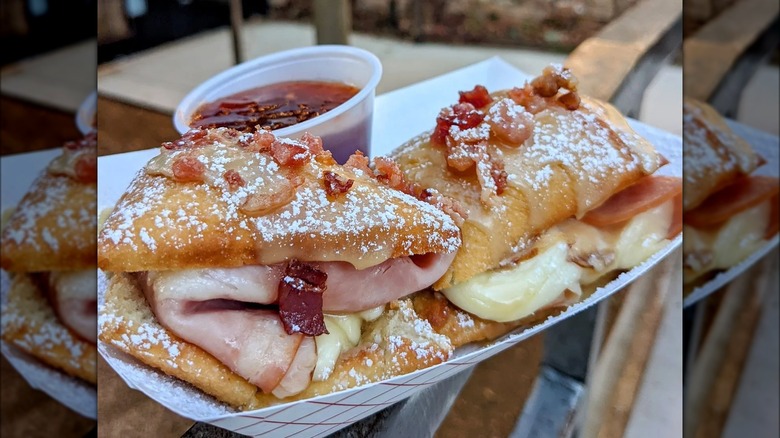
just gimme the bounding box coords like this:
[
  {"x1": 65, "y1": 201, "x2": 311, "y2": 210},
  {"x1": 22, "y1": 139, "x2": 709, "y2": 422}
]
[
  {"x1": 683, "y1": 0, "x2": 779, "y2": 103},
  {"x1": 566, "y1": 0, "x2": 681, "y2": 115},
  {"x1": 0, "y1": 40, "x2": 96, "y2": 113}
]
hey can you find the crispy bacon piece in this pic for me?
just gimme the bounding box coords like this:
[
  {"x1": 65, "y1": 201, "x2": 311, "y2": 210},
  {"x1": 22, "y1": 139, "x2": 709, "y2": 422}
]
[
  {"x1": 74, "y1": 154, "x2": 97, "y2": 183},
  {"x1": 271, "y1": 140, "x2": 310, "y2": 167},
  {"x1": 323, "y1": 171, "x2": 354, "y2": 198},
  {"x1": 558, "y1": 91, "x2": 580, "y2": 111},
  {"x1": 445, "y1": 140, "x2": 480, "y2": 172},
  {"x1": 451, "y1": 103, "x2": 484, "y2": 129},
  {"x1": 485, "y1": 98, "x2": 534, "y2": 146},
  {"x1": 240, "y1": 129, "x2": 275, "y2": 152},
  {"x1": 459, "y1": 85, "x2": 493, "y2": 109},
  {"x1": 531, "y1": 73, "x2": 559, "y2": 97},
  {"x1": 344, "y1": 150, "x2": 371, "y2": 175},
  {"x1": 223, "y1": 169, "x2": 245, "y2": 191},
  {"x1": 491, "y1": 159, "x2": 508, "y2": 195},
  {"x1": 163, "y1": 128, "x2": 209, "y2": 150},
  {"x1": 374, "y1": 157, "x2": 407, "y2": 191},
  {"x1": 430, "y1": 103, "x2": 485, "y2": 146},
  {"x1": 420, "y1": 188, "x2": 468, "y2": 226},
  {"x1": 299, "y1": 132, "x2": 324, "y2": 155},
  {"x1": 508, "y1": 85, "x2": 547, "y2": 114},
  {"x1": 240, "y1": 180, "x2": 295, "y2": 216},
  {"x1": 278, "y1": 260, "x2": 328, "y2": 336},
  {"x1": 171, "y1": 156, "x2": 206, "y2": 182}
]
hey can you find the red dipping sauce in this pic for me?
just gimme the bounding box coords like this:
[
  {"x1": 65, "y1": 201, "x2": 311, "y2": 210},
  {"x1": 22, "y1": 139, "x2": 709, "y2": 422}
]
[{"x1": 190, "y1": 81, "x2": 360, "y2": 133}]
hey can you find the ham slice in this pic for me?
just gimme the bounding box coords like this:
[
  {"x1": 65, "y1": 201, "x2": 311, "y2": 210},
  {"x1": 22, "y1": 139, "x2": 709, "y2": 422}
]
[
  {"x1": 685, "y1": 176, "x2": 779, "y2": 228},
  {"x1": 141, "y1": 274, "x2": 309, "y2": 394},
  {"x1": 140, "y1": 252, "x2": 456, "y2": 396},
  {"x1": 147, "y1": 252, "x2": 457, "y2": 313},
  {"x1": 582, "y1": 176, "x2": 683, "y2": 228},
  {"x1": 48, "y1": 270, "x2": 97, "y2": 344}
]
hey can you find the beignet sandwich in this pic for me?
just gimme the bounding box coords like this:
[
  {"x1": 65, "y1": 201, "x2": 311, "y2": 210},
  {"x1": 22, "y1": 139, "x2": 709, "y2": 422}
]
[
  {"x1": 392, "y1": 66, "x2": 682, "y2": 344},
  {"x1": 97, "y1": 128, "x2": 462, "y2": 410},
  {"x1": 1, "y1": 133, "x2": 98, "y2": 384},
  {"x1": 682, "y1": 98, "x2": 778, "y2": 289}
]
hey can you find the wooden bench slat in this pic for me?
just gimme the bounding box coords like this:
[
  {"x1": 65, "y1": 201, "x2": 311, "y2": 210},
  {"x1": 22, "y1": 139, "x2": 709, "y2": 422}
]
[
  {"x1": 683, "y1": 0, "x2": 779, "y2": 102},
  {"x1": 566, "y1": 0, "x2": 681, "y2": 110}
]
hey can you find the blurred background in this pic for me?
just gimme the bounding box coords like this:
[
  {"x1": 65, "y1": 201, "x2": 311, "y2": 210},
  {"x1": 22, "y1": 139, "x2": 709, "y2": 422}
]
[{"x1": 1, "y1": 0, "x2": 97, "y2": 437}]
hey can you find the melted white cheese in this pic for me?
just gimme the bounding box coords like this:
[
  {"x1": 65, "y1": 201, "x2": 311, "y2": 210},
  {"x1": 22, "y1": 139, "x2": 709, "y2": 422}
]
[
  {"x1": 312, "y1": 306, "x2": 384, "y2": 382},
  {"x1": 442, "y1": 231, "x2": 583, "y2": 322},
  {"x1": 684, "y1": 201, "x2": 771, "y2": 283},
  {"x1": 441, "y1": 199, "x2": 675, "y2": 322}
]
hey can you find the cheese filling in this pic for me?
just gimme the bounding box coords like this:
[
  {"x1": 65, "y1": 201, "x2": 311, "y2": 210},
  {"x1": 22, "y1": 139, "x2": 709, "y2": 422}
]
[
  {"x1": 312, "y1": 305, "x2": 384, "y2": 382},
  {"x1": 683, "y1": 200, "x2": 772, "y2": 284},
  {"x1": 442, "y1": 199, "x2": 675, "y2": 322}
]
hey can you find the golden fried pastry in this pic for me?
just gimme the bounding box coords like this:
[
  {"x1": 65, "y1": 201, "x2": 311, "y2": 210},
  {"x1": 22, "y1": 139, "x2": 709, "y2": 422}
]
[
  {"x1": 2, "y1": 274, "x2": 97, "y2": 384},
  {"x1": 682, "y1": 99, "x2": 778, "y2": 286},
  {"x1": 682, "y1": 98, "x2": 763, "y2": 211},
  {"x1": 98, "y1": 128, "x2": 461, "y2": 406},
  {"x1": 1, "y1": 134, "x2": 97, "y2": 385},
  {"x1": 100, "y1": 273, "x2": 452, "y2": 410},
  {"x1": 392, "y1": 66, "x2": 677, "y2": 325}
]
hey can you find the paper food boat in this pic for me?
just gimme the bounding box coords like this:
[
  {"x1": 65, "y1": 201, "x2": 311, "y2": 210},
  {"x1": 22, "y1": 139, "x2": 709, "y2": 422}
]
[{"x1": 97, "y1": 58, "x2": 683, "y2": 437}]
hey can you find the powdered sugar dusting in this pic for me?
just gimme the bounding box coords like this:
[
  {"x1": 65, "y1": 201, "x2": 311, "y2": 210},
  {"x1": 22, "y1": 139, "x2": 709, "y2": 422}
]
[
  {"x1": 99, "y1": 130, "x2": 460, "y2": 270},
  {"x1": 2, "y1": 172, "x2": 96, "y2": 257}
]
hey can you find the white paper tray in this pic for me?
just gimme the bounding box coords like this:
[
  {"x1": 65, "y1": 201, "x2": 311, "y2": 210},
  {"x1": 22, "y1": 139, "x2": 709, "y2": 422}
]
[{"x1": 97, "y1": 57, "x2": 682, "y2": 437}]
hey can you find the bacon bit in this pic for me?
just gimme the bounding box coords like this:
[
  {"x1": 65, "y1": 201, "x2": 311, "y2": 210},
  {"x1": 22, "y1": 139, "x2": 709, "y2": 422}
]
[
  {"x1": 344, "y1": 150, "x2": 371, "y2": 175},
  {"x1": 445, "y1": 141, "x2": 479, "y2": 172},
  {"x1": 420, "y1": 188, "x2": 468, "y2": 226},
  {"x1": 323, "y1": 171, "x2": 354, "y2": 198},
  {"x1": 491, "y1": 162, "x2": 508, "y2": 195},
  {"x1": 163, "y1": 128, "x2": 209, "y2": 150},
  {"x1": 74, "y1": 154, "x2": 97, "y2": 183},
  {"x1": 299, "y1": 132, "x2": 324, "y2": 155},
  {"x1": 451, "y1": 103, "x2": 484, "y2": 129},
  {"x1": 558, "y1": 91, "x2": 580, "y2": 110},
  {"x1": 171, "y1": 156, "x2": 206, "y2": 182},
  {"x1": 508, "y1": 85, "x2": 548, "y2": 114},
  {"x1": 459, "y1": 85, "x2": 493, "y2": 108},
  {"x1": 278, "y1": 260, "x2": 328, "y2": 336},
  {"x1": 430, "y1": 103, "x2": 485, "y2": 146},
  {"x1": 270, "y1": 140, "x2": 310, "y2": 167},
  {"x1": 223, "y1": 169, "x2": 245, "y2": 191},
  {"x1": 240, "y1": 129, "x2": 275, "y2": 152},
  {"x1": 314, "y1": 150, "x2": 337, "y2": 166},
  {"x1": 533, "y1": 65, "x2": 578, "y2": 97},
  {"x1": 485, "y1": 99, "x2": 534, "y2": 146},
  {"x1": 431, "y1": 118, "x2": 451, "y2": 145},
  {"x1": 240, "y1": 180, "x2": 295, "y2": 216},
  {"x1": 374, "y1": 157, "x2": 407, "y2": 190},
  {"x1": 531, "y1": 73, "x2": 559, "y2": 97}
]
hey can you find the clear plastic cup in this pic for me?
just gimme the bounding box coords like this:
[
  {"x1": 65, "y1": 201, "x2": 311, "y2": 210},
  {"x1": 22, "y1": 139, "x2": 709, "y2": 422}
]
[{"x1": 174, "y1": 45, "x2": 382, "y2": 163}]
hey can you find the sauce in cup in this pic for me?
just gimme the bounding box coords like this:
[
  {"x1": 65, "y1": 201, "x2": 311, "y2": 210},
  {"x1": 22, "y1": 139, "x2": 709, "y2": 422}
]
[{"x1": 190, "y1": 81, "x2": 364, "y2": 163}]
